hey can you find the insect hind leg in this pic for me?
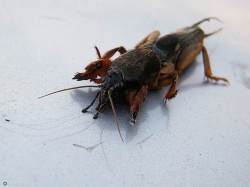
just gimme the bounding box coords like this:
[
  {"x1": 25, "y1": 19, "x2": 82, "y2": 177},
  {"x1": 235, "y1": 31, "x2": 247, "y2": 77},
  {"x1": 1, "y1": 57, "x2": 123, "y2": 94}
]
[
  {"x1": 135, "y1": 30, "x2": 160, "y2": 48},
  {"x1": 199, "y1": 44, "x2": 229, "y2": 83},
  {"x1": 192, "y1": 17, "x2": 222, "y2": 27}
]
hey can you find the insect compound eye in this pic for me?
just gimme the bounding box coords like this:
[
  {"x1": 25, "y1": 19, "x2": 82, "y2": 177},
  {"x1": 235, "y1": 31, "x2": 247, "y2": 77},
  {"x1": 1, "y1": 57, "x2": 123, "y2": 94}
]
[{"x1": 114, "y1": 82, "x2": 124, "y2": 91}]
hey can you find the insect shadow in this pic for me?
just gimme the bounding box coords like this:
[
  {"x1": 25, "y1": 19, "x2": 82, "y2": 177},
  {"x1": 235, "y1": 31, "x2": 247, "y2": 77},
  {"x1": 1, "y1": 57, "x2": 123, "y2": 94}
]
[
  {"x1": 178, "y1": 59, "x2": 200, "y2": 85},
  {"x1": 70, "y1": 88, "x2": 169, "y2": 142}
]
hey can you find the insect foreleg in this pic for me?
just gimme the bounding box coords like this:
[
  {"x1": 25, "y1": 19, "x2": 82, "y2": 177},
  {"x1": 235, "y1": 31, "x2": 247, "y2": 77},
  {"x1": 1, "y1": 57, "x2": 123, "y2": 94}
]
[
  {"x1": 82, "y1": 91, "x2": 101, "y2": 113},
  {"x1": 72, "y1": 59, "x2": 112, "y2": 83},
  {"x1": 73, "y1": 46, "x2": 127, "y2": 83},
  {"x1": 162, "y1": 73, "x2": 180, "y2": 101},
  {"x1": 101, "y1": 46, "x2": 127, "y2": 59}
]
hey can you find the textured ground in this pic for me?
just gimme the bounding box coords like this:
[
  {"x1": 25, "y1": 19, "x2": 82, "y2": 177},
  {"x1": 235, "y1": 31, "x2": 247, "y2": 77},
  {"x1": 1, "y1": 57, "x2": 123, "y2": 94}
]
[{"x1": 1, "y1": 0, "x2": 250, "y2": 186}]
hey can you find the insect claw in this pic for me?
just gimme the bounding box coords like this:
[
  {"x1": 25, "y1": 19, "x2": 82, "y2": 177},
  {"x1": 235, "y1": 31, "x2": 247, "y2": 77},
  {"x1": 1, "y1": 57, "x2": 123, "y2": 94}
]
[
  {"x1": 82, "y1": 108, "x2": 88, "y2": 113},
  {"x1": 82, "y1": 104, "x2": 92, "y2": 113},
  {"x1": 129, "y1": 119, "x2": 136, "y2": 125},
  {"x1": 93, "y1": 112, "x2": 99, "y2": 119}
]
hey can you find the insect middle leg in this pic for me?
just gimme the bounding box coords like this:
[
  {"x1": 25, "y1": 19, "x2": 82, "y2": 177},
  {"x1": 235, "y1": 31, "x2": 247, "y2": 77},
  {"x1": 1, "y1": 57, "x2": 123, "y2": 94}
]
[{"x1": 157, "y1": 72, "x2": 180, "y2": 101}]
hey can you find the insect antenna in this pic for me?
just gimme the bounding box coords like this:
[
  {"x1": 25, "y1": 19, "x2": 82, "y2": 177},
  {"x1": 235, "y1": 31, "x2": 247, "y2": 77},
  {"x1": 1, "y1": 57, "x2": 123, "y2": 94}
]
[
  {"x1": 108, "y1": 90, "x2": 124, "y2": 143},
  {"x1": 38, "y1": 85, "x2": 101, "y2": 99}
]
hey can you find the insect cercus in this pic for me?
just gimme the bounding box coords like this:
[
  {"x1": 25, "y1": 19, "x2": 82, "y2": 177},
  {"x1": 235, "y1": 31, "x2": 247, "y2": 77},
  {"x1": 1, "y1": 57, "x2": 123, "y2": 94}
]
[{"x1": 39, "y1": 17, "x2": 229, "y2": 142}]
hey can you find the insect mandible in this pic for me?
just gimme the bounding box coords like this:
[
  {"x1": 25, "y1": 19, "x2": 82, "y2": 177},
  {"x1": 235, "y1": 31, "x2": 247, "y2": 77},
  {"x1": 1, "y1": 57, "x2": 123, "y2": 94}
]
[{"x1": 39, "y1": 17, "x2": 229, "y2": 142}]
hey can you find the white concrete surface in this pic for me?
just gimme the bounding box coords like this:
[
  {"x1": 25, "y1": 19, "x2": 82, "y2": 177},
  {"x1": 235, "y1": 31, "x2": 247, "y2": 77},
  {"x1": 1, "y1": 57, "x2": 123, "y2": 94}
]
[{"x1": 1, "y1": 0, "x2": 250, "y2": 186}]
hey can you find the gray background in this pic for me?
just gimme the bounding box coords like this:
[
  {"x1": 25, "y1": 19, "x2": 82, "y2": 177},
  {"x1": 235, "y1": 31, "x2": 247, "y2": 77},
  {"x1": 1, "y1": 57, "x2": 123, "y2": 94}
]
[{"x1": 1, "y1": 0, "x2": 250, "y2": 186}]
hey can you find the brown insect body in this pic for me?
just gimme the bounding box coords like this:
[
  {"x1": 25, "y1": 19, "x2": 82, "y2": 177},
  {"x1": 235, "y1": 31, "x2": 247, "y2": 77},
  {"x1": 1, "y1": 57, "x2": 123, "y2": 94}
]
[
  {"x1": 40, "y1": 18, "x2": 228, "y2": 141},
  {"x1": 110, "y1": 48, "x2": 161, "y2": 88}
]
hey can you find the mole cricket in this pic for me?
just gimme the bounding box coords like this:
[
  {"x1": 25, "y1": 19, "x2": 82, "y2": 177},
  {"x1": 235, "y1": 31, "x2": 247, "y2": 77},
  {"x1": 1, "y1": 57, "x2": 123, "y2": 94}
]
[{"x1": 39, "y1": 17, "x2": 229, "y2": 142}]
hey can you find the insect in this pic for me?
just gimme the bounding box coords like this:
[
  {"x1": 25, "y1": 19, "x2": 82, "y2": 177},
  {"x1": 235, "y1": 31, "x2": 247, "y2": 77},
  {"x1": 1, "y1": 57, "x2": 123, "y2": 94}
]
[{"x1": 39, "y1": 17, "x2": 228, "y2": 142}]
